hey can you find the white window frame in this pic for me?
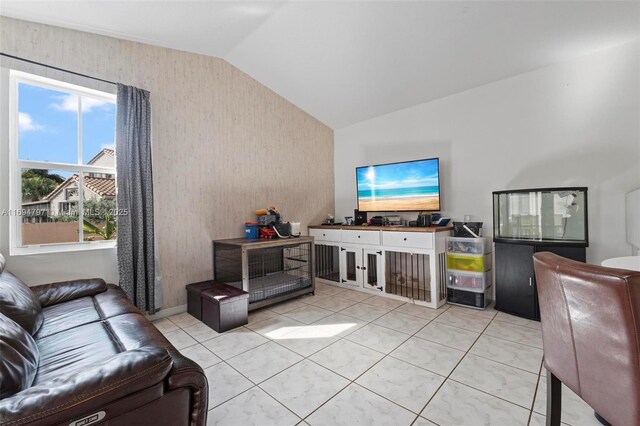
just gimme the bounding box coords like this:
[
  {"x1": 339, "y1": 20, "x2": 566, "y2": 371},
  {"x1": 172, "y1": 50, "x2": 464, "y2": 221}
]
[{"x1": 9, "y1": 70, "x2": 117, "y2": 255}]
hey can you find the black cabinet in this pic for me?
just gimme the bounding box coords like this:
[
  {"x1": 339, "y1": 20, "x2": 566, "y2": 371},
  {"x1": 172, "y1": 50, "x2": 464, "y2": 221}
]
[
  {"x1": 494, "y1": 243, "x2": 586, "y2": 321},
  {"x1": 495, "y1": 243, "x2": 537, "y2": 320}
]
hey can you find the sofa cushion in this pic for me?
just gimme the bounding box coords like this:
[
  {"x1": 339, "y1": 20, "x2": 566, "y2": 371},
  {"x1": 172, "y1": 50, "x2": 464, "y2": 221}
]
[
  {"x1": 34, "y1": 321, "x2": 120, "y2": 385},
  {"x1": 0, "y1": 313, "x2": 39, "y2": 398},
  {"x1": 0, "y1": 270, "x2": 43, "y2": 335},
  {"x1": 94, "y1": 284, "x2": 141, "y2": 318},
  {"x1": 35, "y1": 297, "x2": 101, "y2": 340}
]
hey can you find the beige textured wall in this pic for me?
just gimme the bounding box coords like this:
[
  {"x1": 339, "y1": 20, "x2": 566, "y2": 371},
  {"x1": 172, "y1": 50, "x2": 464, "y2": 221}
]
[{"x1": 0, "y1": 17, "x2": 334, "y2": 309}]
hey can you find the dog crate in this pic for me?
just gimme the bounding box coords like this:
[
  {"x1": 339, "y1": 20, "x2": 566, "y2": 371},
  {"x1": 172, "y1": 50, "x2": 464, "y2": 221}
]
[
  {"x1": 315, "y1": 243, "x2": 340, "y2": 283},
  {"x1": 212, "y1": 237, "x2": 315, "y2": 310},
  {"x1": 384, "y1": 250, "x2": 447, "y2": 305}
]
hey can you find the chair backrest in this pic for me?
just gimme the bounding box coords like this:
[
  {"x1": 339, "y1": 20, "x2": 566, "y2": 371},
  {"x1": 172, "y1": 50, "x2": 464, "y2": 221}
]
[{"x1": 533, "y1": 252, "x2": 640, "y2": 426}]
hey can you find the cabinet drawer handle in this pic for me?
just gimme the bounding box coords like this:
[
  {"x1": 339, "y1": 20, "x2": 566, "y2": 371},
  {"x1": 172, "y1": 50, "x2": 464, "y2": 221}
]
[
  {"x1": 403, "y1": 238, "x2": 407, "y2": 241},
  {"x1": 358, "y1": 235, "x2": 361, "y2": 238},
  {"x1": 529, "y1": 277, "x2": 533, "y2": 287}
]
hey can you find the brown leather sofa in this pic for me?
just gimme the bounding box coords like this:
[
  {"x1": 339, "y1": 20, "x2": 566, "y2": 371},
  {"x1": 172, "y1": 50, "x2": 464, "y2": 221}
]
[{"x1": 0, "y1": 261, "x2": 208, "y2": 426}]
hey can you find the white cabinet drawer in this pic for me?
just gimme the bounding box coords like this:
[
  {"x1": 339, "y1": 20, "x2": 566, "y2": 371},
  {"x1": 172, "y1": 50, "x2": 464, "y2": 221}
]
[
  {"x1": 341, "y1": 230, "x2": 381, "y2": 245},
  {"x1": 309, "y1": 228, "x2": 341, "y2": 242},
  {"x1": 382, "y1": 231, "x2": 433, "y2": 249}
]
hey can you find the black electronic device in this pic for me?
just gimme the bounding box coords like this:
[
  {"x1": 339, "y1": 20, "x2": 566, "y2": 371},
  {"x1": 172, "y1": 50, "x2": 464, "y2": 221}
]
[
  {"x1": 370, "y1": 216, "x2": 385, "y2": 226},
  {"x1": 417, "y1": 213, "x2": 431, "y2": 227},
  {"x1": 354, "y1": 209, "x2": 367, "y2": 226}
]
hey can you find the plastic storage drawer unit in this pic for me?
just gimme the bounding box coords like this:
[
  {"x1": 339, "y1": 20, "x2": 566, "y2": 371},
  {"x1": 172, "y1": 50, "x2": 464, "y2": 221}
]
[
  {"x1": 447, "y1": 270, "x2": 492, "y2": 292},
  {"x1": 446, "y1": 253, "x2": 492, "y2": 272},
  {"x1": 446, "y1": 237, "x2": 491, "y2": 255},
  {"x1": 447, "y1": 286, "x2": 492, "y2": 309}
]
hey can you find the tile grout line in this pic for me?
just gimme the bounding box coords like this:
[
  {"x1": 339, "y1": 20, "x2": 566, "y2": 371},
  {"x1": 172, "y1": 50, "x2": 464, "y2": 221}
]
[
  {"x1": 526, "y1": 360, "x2": 547, "y2": 425},
  {"x1": 272, "y1": 295, "x2": 451, "y2": 422},
  {"x1": 415, "y1": 311, "x2": 497, "y2": 424},
  {"x1": 161, "y1": 294, "x2": 543, "y2": 425},
  {"x1": 168, "y1": 297, "x2": 458, "y2": 423},
  {"x1": 297, "y1": 302, "x2": 457, "y2": 423}
]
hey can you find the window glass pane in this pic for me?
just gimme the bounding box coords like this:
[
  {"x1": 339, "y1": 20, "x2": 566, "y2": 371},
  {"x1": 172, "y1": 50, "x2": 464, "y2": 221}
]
[
  {"x1": 82, "y1": 96, "x2": 116, "y2": 165},
  {"x1": 18, "y1": 83, "x2": 78, "y2": 163},
  {"x1": 82, "y1": 171, "x2": 117, "y2": 241},
  {"x1": 21, "y1": 168, "x2": 80, "y2": 245}
]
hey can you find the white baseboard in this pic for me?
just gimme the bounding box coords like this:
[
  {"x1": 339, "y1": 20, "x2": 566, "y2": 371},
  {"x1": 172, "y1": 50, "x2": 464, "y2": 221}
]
[{"x1": 146, "y1": 304, "x2": 187, "y2": 321}]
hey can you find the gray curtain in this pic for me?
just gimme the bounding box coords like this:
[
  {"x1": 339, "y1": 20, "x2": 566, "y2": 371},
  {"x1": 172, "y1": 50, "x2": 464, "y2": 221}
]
[{"x1": 116, "y1": 84, "x2": 157, "y2": 314}]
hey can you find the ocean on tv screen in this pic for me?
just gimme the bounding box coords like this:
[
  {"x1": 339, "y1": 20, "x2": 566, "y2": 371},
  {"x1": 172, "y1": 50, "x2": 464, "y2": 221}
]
[{"x1": 356, "y1": 159, "x2": 440, "y2": 212}]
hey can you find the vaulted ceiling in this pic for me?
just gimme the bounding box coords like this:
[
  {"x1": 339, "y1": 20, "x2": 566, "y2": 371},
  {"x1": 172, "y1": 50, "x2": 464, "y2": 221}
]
[{"x1": 1, "y1": 1, "x2": 638, "y2": 128}]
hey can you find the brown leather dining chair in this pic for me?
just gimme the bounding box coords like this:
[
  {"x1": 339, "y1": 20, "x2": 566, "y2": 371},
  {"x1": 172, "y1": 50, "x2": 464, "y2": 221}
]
[{"x1": 533, "y1": 252, "x2": 640, "y2": 426}]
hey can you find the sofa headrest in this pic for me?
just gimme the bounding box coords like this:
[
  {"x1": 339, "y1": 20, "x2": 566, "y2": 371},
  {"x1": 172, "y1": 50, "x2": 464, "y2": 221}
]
[
  {"x1": 0, "y1": 313, "x2": 39, "y2": 399},
  {"x1": 0, "y1": 271, "x2": 43, "y2": 335}
]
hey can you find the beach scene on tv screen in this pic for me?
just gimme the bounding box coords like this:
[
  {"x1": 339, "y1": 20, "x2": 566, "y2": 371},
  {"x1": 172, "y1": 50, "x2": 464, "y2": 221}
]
[{"x1": 357, "y1": 159, "x2": 440, "y2": 211}]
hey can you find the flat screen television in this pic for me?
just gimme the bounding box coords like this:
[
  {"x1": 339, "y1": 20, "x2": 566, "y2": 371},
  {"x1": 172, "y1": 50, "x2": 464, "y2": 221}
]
[{"x1": 356, "y1": 158, "x2": 441, "y2": 212}]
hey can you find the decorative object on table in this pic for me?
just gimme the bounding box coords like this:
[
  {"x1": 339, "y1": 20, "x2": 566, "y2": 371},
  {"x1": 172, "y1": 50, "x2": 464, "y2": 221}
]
[
  {"x1": 369, "y1": 216, "x2": 386, "y2": 226},
  {"x1": 354, "y1": 209, "x2": 367, "y2": 226},
  {"x1": 273, "y1": 222, "x2": 292, "y2": 238},
  {"x1": 386, "y1": 214, "x2": 402, "y2": 226},
  {"x1": 252, "y1": 205, "x2": 298, "y2": 238},
  {"x1": 446, "y1": 236, "x2": 493, "y2": 309},
  {"x1": 344, "y1": 216, "x2": 354, "y2": 225},
  {"x1": 259, "y1": 227, "x2": 277, "y2": 239},
  {"x1": 493, "y1": 187, "x2": 588, "y2": 321},
  {"x1": 324, "y1": 213, "x2": 335, "y2": 224},
  {"x1": 428, "y1": 212, "x2": 451, "y2": 226},
  {"x1": 290, "y1": 222, "x2": 301, "y2": 236},
  {"x1": 417, "y1": 212, "x2": 431, "y2": 227},
  {"x1": 244, "y1": 222, "x2": 260, "y2": 239}
]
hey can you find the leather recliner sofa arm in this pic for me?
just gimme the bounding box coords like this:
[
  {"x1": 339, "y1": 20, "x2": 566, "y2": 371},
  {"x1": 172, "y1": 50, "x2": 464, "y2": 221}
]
[
  {"x1": 0, "y1": 347, "x2": 172, "y2": 426},
  {"x1": 166, "y1": 351, "x2": 209, "y2": 426},
  {"x1": 30, "y1": 278, "x2": 108, "y2": 307}
]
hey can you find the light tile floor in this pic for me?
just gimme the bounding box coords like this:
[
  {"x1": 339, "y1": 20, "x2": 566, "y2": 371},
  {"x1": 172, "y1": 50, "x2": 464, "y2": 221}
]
[{"x1": 153, "y1": 282, "x2": 600, "y2": 426}]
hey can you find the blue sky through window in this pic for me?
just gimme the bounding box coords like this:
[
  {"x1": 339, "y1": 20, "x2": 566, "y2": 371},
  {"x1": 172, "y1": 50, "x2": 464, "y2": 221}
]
[{"x1": 18, "y1": 83, "x2": 116, "y2": 177}]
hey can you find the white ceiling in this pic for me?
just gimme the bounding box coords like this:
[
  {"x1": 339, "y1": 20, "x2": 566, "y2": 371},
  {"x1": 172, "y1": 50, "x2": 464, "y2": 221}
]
[{"x1": 1, "y1": 1, "x2": 639, "y2": 129}]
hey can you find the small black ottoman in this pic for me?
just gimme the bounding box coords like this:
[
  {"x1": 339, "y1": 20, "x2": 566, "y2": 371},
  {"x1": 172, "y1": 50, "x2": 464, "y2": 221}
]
[
  {"x1": 201, "y1": 284, "x2": 249, "y2": 333},
  {"x1": 186, "y1": 280, "x2": 221, "y2": 320}
]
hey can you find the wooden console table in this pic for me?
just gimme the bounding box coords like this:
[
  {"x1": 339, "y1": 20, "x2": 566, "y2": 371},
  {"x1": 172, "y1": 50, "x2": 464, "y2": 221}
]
[{"x1": 308, "y1": 225, "x2": 452, "y2": 309}]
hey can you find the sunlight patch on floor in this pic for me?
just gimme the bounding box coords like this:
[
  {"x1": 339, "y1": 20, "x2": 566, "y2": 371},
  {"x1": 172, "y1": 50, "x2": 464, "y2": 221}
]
[{"x1": 267, "y1": 323, "x2": 356, "y2": 340}]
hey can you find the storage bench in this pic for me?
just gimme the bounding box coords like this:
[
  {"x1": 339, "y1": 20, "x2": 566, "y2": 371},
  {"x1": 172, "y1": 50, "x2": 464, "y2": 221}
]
[{"x1": 186, "y1": 280, "x2": 249, "y2": 332}]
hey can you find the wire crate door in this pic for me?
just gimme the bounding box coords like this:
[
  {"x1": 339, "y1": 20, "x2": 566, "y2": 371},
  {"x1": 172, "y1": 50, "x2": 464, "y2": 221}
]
[
  {"x1": 363, "y1": 248, "x2": 383, "y2": 292},
  {"x1": 339, "y1": 246, "x2": 362, "y2": 288},
  {"x1": 384, "y1": 250, "x2": 432, "y2": 303},
  {"x1": 315, "y1": 242, "x2": 340, "y2": 283}
]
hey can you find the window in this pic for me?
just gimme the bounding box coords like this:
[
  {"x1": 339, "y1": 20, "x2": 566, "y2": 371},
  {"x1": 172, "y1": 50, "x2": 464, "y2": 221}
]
[
  {"x1": 58, "y1": 201, "x2": 78, "y2": 214},
  {"x1": 65, "y1": 188, "x2": 78, "y2": 200},
  {"x1": 9, "y1": 71, "x2": 117, "y2": 254}
]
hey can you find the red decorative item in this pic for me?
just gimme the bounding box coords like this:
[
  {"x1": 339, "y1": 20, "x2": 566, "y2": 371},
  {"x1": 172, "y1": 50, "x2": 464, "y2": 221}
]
[{"x1": 259, "y1": 227, "x2": 277, "y2": 239}]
